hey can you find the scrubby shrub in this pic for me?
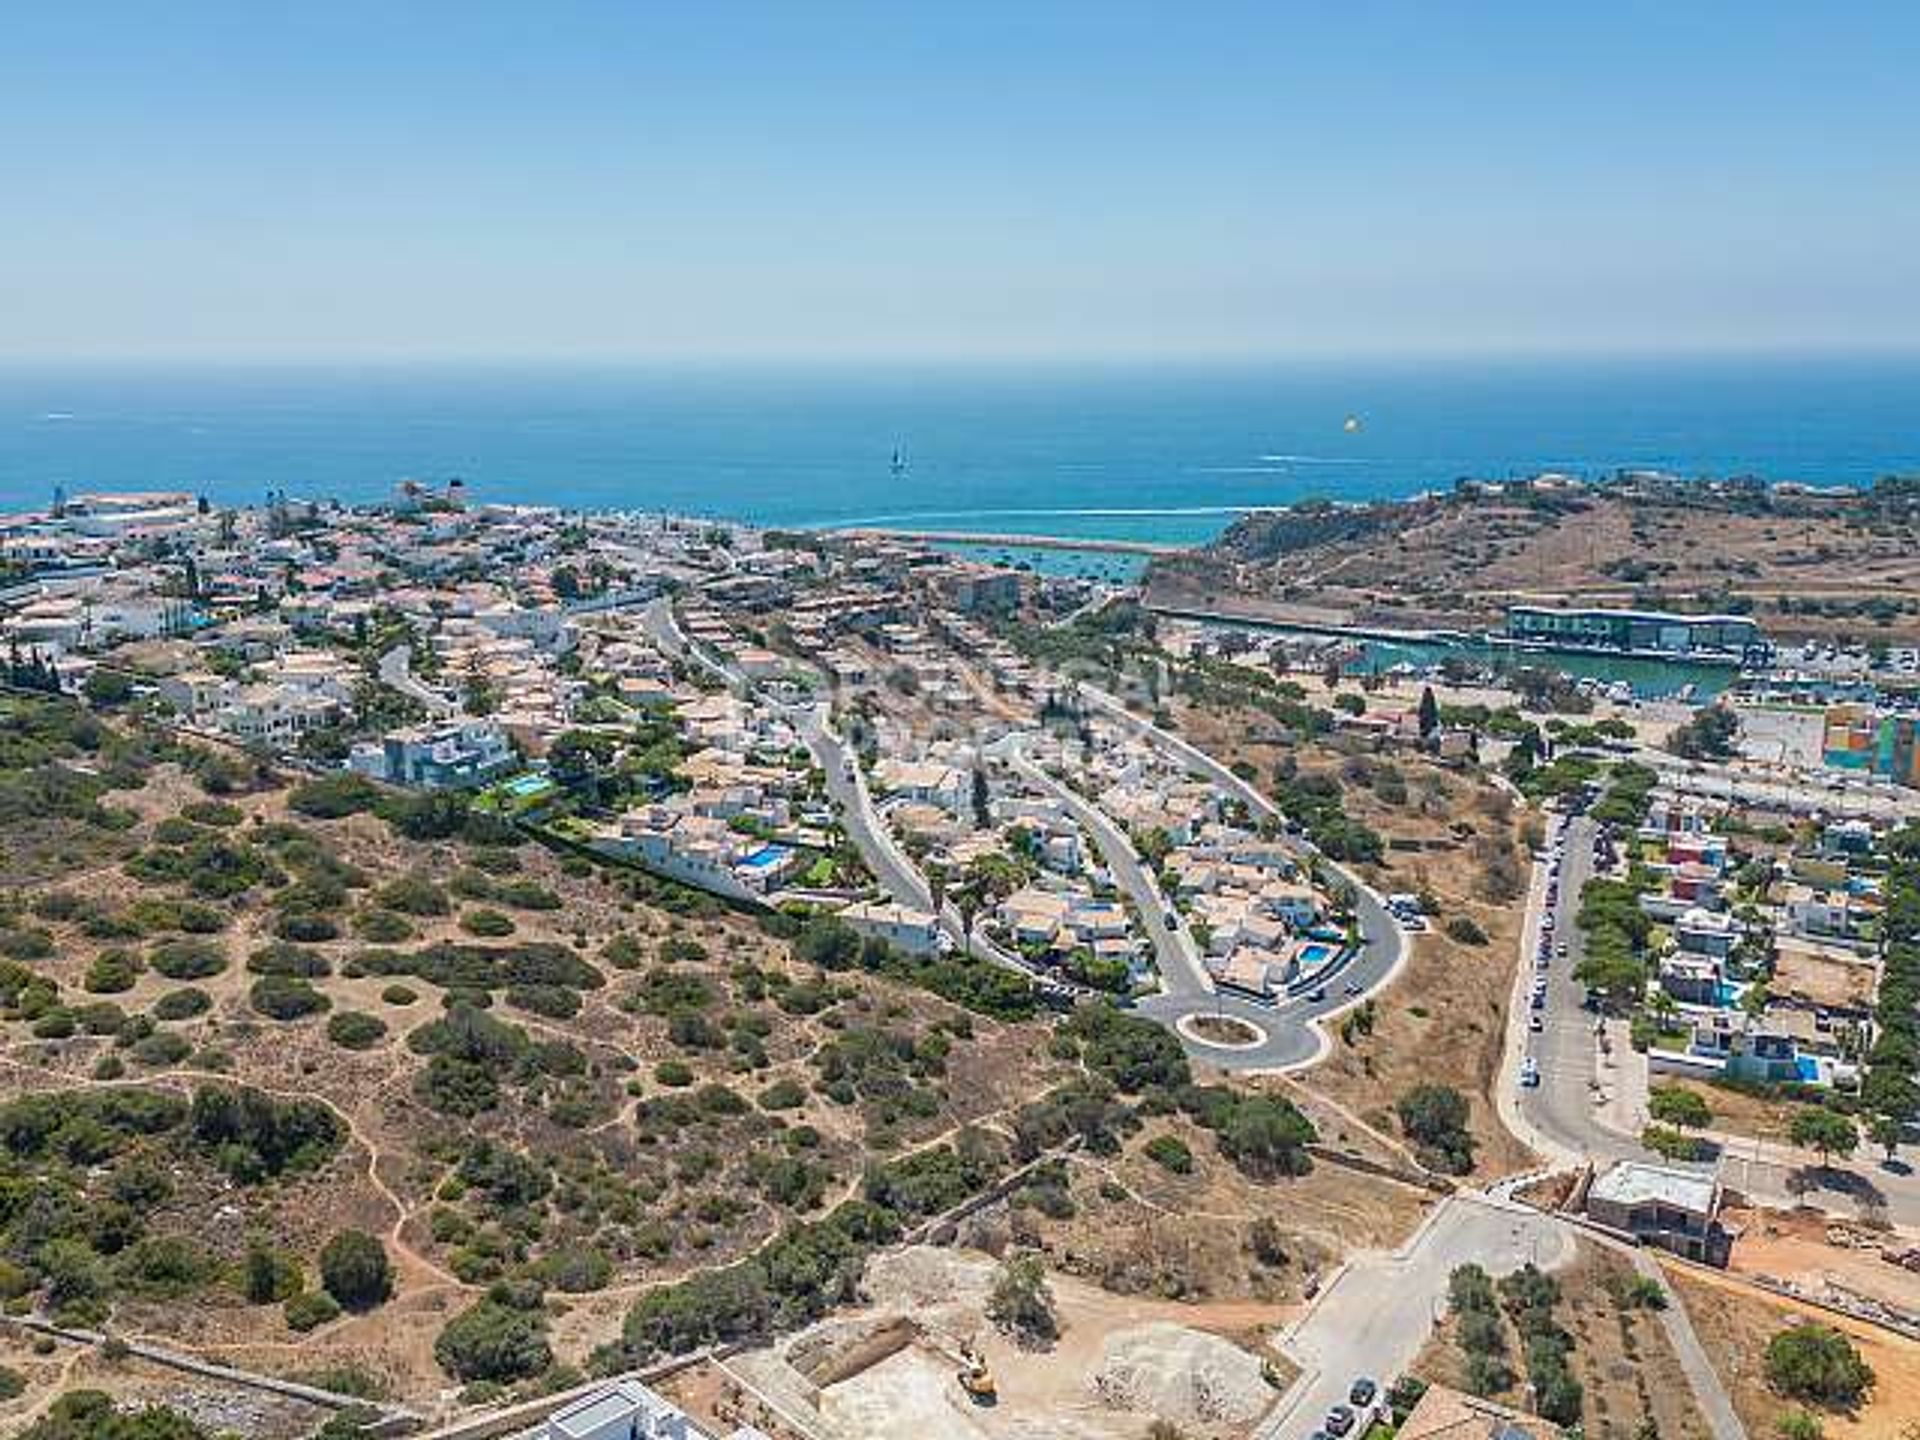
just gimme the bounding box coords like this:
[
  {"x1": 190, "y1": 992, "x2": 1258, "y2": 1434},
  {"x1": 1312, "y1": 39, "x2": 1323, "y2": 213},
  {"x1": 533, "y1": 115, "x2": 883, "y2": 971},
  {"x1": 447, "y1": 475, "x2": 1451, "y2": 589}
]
[
  {"x1": 1143, "y1": 1133, "x2": 1194, "y2": 1174},
  {"x1": 460, "y1": 908, "x2": 516, "y2": 938},
  {"x1": 284, "y1": 1289, "x2": 341, "y2": 1332},
  {"x1": 327, "y1": 1012, "x2": 389, "y2": 1051},
  {"x1": 152, "y1": 987, "x2": 212, "y2": 1021},
  {"x1": 250, "y1": 974, "x2": 330, "y2": 1021},
  {"x1": 130, "y1": 1031, "x2": 191, "y2": 1067},
  {"x1": 354, "y1": 909, "x2": 416, "y2": 944},
  {"x1": 149, "y1": 938, "x2": 226, "y2": 980},
  {"x1": 84, "y1": 950, "x2": 142, "y2": 994},
  {"x1": 376, "y1": 876, "x2": 451, "y2": 917},
  {"x1": 320, "y1": 1230, "x2": 393, "y2": 1310},
  {"x1": 758, "y1": 1078, "x2": 806, "y2": 1111},
  {"x1": 1396, "y1": 1084, "x2": 1476, "y2": 1174},
  {"x1": 1765, "y1": 1322, "x2": 1874, "y2": 1409},
  {"x1": 434, "y1": 1287, "x2": 552, "y2": 1382}
]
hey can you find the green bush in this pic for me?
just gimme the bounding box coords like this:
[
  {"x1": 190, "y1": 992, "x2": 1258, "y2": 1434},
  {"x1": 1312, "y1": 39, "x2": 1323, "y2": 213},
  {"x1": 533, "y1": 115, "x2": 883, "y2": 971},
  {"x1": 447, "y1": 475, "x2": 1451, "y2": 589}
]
[
  {"x1": 354, "y1": 909, "x2": 416, "y2": 943},
  {"x1": 602, "y1": 933, "x2": 645, "y2": 969},
  {"x1": 75, "y1": 1001, "x2": 127, "y2": 1036},
  {"x1": 758, "y1": 1078, "x2": 807, "y2": 1111},
  {"x1": 320, "y1": 1230, "x2": 393, "y2": 1310},
  {"x1": 1143, "y1": 1133, "x2": 1194, "y2": 1174},
  {"x1": 274, "y1": 912, "x2": 341, "y2": 944},
  {"x1": 1764, "y1": 1322, "x2": 1874, "y2": 1409},
  {"x1": 247, "y1": 942, "x2": 332, "y2": 978},
  {"x1": 181, "y1": 799, "x2": 244, "y2": 828},
  {"x1": 1396, "y1": 1083, "x2": 1476, "y2": 1174},
  {"x1": 434, "y1": 1289, "x2": 552, "y2": 1382},
  {"x1": 149, "y1": 938, "x2": 227, "y2": 980},
  {"x1": 654, "y1": 1060, "x2": 695, "y2": 1088},
  {"x1": 492, "y1": 880, "x2": 562, "y2": 912},
  {"x1": 130, "y1": 1031, "x2": 192, "y2": 1067},
  {"x1": 460, "y1": 908, "x2": 516, "y2": 938},
  {"x1": 243, "y1": 1244, "x2": 303, "y2": 1304},
  {"x1": 289, "y1": 773, "x2": 383, "y2": 819},
  {"x1": 250, "y1": 974, "x2": 331, "y2": 1022},
  {"x1": 376, "y1": 875, "x2": 451, "y2": 917},
  {"x1": 284, "y1": 1289, "x2": 342, "y2": 1332},
  {"x1": 151, "y1": 987, "x2": 212, "y2": 1021},
  {"x1": 189, "y1": 1083, "x2": 344, "y2": 1182},
  {"x1": 530, "y1": 1245, "x2": 613, "y2": 1294},
  {"x1": 83, "y1": 950, "x2": 142, "y2": 994},
  {"x1": 327, "y1": 1011, "x2": 390, "y2": 1051},
  {"x1": 506, "y1": 984, "x2": 580, "y2": 1019}
]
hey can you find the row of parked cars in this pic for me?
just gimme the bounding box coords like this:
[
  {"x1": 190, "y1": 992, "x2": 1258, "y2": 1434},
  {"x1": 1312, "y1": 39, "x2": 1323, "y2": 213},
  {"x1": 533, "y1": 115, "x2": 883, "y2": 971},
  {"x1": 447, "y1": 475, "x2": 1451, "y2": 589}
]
[
  {"x1": 1306, "y1": 1376, "x2": 1378, "y2": 1437},
  {"x1": 1518, "y1": 818, "x2": 1578, "y2": 1088}
]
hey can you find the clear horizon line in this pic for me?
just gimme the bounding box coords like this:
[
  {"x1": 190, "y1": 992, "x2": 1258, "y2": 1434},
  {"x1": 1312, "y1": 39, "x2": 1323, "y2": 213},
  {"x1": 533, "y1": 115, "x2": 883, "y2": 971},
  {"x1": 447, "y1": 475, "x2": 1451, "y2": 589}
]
[{"x1": 2, "y1": 341, "x2": 1920, "y2": 372}]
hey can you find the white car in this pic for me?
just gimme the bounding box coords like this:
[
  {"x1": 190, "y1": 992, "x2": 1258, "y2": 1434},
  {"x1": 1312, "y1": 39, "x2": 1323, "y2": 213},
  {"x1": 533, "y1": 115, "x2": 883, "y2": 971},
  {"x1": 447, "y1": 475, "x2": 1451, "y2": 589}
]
[{"x1": 1518, "y1": 1058, "x2": 1541, "y2": 1088}]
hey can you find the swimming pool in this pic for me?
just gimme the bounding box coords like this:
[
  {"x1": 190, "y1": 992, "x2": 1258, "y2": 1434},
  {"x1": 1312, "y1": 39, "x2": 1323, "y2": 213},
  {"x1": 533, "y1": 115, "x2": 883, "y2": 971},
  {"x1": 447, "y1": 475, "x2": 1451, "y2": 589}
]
[
  {"x1": 502, "y1": 773, "x2": 553, "y2": 798},
  {"x1": 739, "y1": 844, "x2": 792, "y2": 872},
  {"x1": 1297, "y1": 942, "x2": 1335, "y2": 969}
]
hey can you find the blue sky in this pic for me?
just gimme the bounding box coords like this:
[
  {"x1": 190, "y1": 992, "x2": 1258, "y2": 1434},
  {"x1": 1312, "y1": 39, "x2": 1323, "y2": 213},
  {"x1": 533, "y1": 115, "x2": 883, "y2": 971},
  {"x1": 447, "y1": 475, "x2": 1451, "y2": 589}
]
[{"x1": 3, "y1": 1, "x2": 1916, "y2": 361}]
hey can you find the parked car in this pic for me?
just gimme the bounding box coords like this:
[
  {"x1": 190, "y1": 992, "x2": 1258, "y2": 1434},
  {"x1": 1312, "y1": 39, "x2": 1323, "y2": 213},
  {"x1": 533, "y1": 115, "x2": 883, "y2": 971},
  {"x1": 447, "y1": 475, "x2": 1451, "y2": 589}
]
[
  {"x1": 1519, "y1": 1058, "x2": 1541, "y2": 1087},
  {"x1": 1324, "y1": 1405, "x2": 1356, "y2": 1437},
  {"x1": 1528, "y1": 1011, "x2": 1544, "y2": 1032},
  {"x1": 1349, "y1": 1378, "x2": 1378, "y2": 1408}
]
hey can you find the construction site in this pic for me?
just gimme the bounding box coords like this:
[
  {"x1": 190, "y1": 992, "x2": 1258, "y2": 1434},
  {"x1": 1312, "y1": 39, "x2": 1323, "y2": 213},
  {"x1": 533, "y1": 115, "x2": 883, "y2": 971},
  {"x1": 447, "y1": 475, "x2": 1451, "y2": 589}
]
[{"x1": 654, "y1": 1247, "x2": 1290, "y2": 1440}]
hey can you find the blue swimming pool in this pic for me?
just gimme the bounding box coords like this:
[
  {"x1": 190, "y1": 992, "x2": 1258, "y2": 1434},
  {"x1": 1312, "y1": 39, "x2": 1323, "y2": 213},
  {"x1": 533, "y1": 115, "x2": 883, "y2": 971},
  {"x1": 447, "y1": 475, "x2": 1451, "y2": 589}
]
[
  {"x1": 1795, "y1": 1056, "x2": 1819, "y2": 1082},
  {"x1": 503, "y1": 773, "x2": 553, "y2": 798},
  {"x1": 740, "y1": 844, "x2": 792, "y2": 872},
  {"x1": 1298, "y1": 942, "x2": 1335, "y2": 968}
]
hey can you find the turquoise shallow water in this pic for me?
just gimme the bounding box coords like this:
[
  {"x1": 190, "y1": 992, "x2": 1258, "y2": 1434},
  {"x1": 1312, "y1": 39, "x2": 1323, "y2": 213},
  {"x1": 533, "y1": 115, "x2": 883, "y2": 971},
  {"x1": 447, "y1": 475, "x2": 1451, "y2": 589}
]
[{"x1": 2, "y1": 357, "x2": 1915, "y2": 538}]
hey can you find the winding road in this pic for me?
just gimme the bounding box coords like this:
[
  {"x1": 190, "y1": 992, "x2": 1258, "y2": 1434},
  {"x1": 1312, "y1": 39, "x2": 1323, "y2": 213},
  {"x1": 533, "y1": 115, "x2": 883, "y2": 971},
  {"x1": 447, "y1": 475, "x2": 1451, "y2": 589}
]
[
  {"x1": 1075, "y1": 685, "x2": 1412, "y2": 1071},
  {"x1": 1001, "y1": 738, "x2": 1215, "y2": 996}
]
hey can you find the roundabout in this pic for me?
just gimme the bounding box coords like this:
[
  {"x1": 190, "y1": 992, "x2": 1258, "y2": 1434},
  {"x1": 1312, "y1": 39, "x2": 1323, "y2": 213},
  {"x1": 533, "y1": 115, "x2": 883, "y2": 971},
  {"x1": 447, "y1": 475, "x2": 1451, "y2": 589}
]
[{"x1": 1175, "y1": 1011, "x2": 1269, "y2": 1051}]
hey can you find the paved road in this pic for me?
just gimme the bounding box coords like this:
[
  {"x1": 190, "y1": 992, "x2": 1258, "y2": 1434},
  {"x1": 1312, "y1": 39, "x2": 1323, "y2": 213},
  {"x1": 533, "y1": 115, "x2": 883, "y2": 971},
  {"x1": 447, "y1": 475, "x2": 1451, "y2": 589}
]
[
  {"x1": 1258, "y1": 1195, "x2": 1575, "y2": 1440},
  {"x1": 798, "y1": 706, "x2": 935, "y2": 914},
  {"x1": 377, "y1": 644, "x2": 458, "y2": 717},
  {"x1": 1634, "y1": 746, "x2": 1920, "y2": 822},
  {"x1": 1512, "y1": 817, "x2": 1643, "y2": 1167},
  {"x1": 1004, "y1": 743, "x2": 1214, "y2": 996},
  {"x1": 1505, "y1": 815, "x2": 1920, "y2": 1226},
  {"x1": 640, "y1": 598, "x2": 745, "y2": 694},
  {"x1": 1076, "y1": 685, "x2": 1411, "y2": 1070}
]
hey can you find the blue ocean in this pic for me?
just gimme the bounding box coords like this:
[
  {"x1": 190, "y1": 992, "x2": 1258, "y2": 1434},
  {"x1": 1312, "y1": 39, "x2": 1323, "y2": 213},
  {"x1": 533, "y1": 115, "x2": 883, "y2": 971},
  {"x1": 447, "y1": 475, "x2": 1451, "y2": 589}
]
[{"x1": 1, "y1": 357, "x2": 1915, "y2": 544}]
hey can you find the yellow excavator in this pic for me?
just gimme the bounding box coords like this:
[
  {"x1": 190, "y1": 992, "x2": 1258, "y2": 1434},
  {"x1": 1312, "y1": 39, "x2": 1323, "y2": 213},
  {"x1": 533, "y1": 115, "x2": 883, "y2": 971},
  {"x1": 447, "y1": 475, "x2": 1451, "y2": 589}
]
[
  {"x1": 932, "y1": 1331, "x2": 997, "y2": 1404},
  {"x1": 956, "y1": 1339, "x2": 997, "y2": 1404}
]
